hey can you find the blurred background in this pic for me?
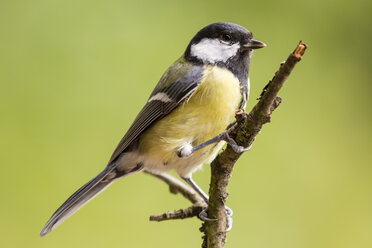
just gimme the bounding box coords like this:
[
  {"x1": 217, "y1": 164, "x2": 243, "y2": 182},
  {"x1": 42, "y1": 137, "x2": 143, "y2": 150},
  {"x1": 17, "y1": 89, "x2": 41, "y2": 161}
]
[{"x1": 1, "y1": 0, "x2": 371, "y2": 247}]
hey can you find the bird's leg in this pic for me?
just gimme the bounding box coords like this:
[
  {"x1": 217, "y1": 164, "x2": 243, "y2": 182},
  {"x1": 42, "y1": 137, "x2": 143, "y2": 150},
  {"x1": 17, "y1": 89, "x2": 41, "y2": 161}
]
[
  {"x1": 182, "y1": 176, "x2": 209, "y2": 204},
  {"x1": 177, "y1": 131, "x2": 252, "y2": 158},
  {"x1": 182, "y1": 176, "x2": 233, "y2": 229}
]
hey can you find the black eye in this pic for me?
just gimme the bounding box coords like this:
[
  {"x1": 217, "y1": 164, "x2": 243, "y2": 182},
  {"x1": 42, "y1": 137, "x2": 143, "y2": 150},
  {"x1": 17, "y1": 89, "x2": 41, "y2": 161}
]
[{"x1": 222, "y1": 34, "x2": 232, "y2": 42}]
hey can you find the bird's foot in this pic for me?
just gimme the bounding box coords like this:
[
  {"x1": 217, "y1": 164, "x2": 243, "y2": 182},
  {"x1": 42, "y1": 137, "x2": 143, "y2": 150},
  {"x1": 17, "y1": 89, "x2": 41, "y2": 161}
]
[
  {"x1": 222, "y1": 132, "x2": 252, "y2": 153},
  {"x1": 199, "y1": 206, "x2": 233, "y2": 232},
  {"x1": 199, "y1": 208, "x2": 217, "y2": 221}
]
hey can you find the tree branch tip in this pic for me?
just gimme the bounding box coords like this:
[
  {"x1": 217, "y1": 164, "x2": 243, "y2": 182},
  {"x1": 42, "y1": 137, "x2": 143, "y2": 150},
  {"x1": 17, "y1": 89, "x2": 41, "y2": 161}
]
[{"x1": 293, "y1": 41, "x2": 308, "y2": 59}]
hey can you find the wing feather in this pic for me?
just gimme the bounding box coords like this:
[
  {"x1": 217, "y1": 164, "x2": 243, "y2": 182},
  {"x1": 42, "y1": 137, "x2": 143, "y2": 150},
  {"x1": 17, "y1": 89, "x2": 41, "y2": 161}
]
[{"x1": 108, "y1": 61, "x2": 203, "y2": 164}]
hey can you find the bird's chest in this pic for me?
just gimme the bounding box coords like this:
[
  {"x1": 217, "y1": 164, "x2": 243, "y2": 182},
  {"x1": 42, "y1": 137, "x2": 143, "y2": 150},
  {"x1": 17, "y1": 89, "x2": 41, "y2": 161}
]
[
  {"x1": 190, "y1": 65, "x2": 242, "y2": 120},
  {"x1": 174, "y1": 65, "x2": 242, "y2": 139},
  {"x1": 156, "y1": 65, "x2": 242, "y2": 143}
]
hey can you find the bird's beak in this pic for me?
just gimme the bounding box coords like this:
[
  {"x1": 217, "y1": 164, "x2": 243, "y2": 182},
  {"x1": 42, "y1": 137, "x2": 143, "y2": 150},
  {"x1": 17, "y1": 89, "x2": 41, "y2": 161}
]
[{"x1": 243, "y1": 39, "x2": 266, "y2": 49}]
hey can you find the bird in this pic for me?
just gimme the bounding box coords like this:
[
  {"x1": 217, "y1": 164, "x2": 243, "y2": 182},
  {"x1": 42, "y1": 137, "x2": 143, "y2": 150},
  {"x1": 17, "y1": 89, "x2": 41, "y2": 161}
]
[{"x1": 40, "y1": 22, "x2": 265, "y2": 237}]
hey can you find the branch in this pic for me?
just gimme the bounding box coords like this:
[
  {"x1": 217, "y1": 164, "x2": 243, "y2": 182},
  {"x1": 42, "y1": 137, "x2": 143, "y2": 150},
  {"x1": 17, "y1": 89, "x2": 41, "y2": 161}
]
[
  {"x1": 145, "y1": 171, "x2": 207, "y2": 221},
  {"x1": 203, "y1": 41, "x2": 308, "y2": 248},
  {"x1": 150, "y1": 205, "x2": 204, "y2": 222}
]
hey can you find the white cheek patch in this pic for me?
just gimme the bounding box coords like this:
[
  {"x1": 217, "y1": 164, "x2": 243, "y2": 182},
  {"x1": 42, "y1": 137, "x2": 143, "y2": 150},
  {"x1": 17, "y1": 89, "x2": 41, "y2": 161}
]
[
  {"x1": 190, "y1": 38, "x2": 240, "y2": 64},
  {"x1": 148, "y1": 92, "x2": 172, "y2": 103}
]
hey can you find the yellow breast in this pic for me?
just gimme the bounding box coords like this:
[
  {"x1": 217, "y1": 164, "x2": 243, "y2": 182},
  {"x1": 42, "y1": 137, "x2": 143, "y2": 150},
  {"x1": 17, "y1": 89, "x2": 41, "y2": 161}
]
[{"x1": 139, "y1": 65, "x2": 242, "y2": 175}]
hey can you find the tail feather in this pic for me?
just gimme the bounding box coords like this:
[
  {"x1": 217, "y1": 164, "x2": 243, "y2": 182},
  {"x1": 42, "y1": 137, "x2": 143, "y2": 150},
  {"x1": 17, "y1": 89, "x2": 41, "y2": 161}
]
[
  {"x1": 40, "y1": 157, "x2": 144, "y2": 237},
  {"x1": 40, "y1": 167, "x2": 115, "y2": 237}
]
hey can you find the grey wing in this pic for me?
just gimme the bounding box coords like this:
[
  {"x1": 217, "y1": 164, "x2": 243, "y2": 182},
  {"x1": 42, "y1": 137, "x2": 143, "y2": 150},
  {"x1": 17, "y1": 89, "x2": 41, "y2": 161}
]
[{"x1": 108, "y1": 64, "x2": 204, "y2": 165}]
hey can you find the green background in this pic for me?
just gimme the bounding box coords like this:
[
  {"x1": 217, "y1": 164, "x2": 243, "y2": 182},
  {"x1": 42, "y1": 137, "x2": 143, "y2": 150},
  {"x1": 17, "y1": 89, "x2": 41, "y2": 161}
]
[{"x1": 1, "y1": 0, "x2": 371, "y2": 247}]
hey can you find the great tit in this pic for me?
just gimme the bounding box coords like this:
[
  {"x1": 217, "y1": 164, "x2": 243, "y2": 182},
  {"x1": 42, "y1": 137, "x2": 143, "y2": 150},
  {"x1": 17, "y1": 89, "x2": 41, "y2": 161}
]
[{"x1": 40, "y1": 22, "x2": 265, "y2": 237}]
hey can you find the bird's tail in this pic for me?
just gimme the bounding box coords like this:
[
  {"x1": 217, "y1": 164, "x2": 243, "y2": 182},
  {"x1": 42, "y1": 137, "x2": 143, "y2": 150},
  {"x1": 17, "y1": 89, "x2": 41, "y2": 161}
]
[{"x1": 40, "y1": 164, "x2": 143, "y2": 237}]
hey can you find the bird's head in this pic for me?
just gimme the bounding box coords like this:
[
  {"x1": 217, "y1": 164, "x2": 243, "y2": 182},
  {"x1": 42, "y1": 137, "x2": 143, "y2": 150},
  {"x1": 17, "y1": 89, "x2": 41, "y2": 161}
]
[{"x1": 185, "y1": 22, "x2": 266, "y2": 66}]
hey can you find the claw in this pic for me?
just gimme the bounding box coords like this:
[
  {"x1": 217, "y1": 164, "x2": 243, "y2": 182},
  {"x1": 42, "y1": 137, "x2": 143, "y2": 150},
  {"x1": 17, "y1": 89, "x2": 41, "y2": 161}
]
[
  {"x1": 226, "y1": 215, "x2": 233, "y2": 232},
  {"x1": 222, "y1": 133, "x2": 252, "y2": 153},
  {"x1": 225, "y1": 207, "x2": 233, "y2": 232},
  {"x1": 225, "y1": 206, "x2": 233, "y2": 217},
  {"x1": 199, "y1": 208, "x2": 217, "y2": 221},
  {"x1": 199, "y1": 207, "x2": 234, "y2": 232},
  {"x1": 232, "y1": 144, "x2": 252, "y2": 153}
]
